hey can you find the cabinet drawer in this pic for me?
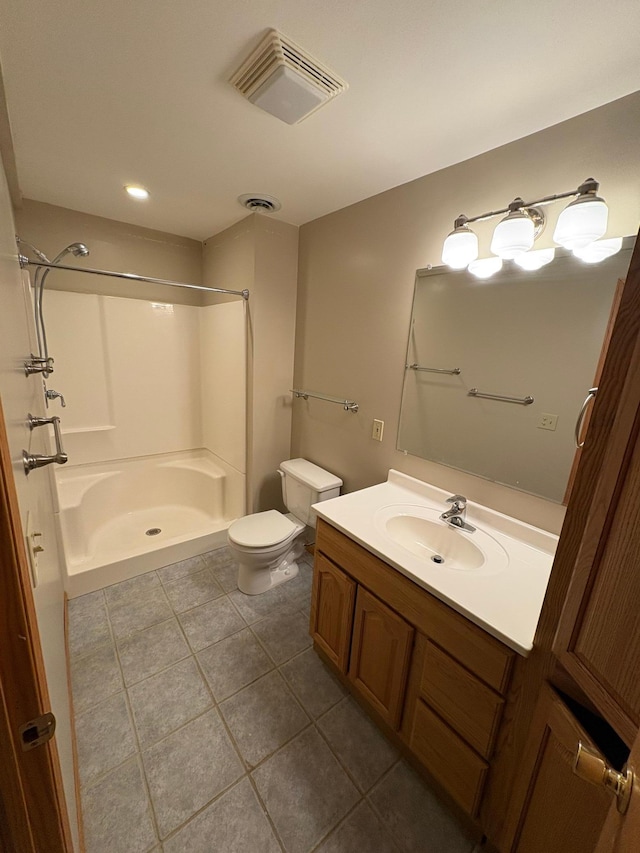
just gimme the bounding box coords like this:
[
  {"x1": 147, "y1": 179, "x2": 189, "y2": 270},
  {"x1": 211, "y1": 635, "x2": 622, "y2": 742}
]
[
  {"x1": 421, "y1": 642, "x2": 504, "y2": 759},
  {"x1": 411, "y1": 699, "x2": 488, "y2": 817}
]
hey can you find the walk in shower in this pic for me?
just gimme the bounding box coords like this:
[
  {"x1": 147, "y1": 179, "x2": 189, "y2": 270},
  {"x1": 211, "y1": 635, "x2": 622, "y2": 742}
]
[{"x1": 19, "y1": 240, "x2": 248, "y2": 597}]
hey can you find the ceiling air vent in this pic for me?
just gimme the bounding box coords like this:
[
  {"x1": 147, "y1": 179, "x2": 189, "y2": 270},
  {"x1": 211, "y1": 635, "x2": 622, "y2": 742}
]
[
  {"x1": 238, "y1": 193, "x2": 281, "y2": 213},
  {"x1": 230, "y1": 29, "x2": 348, "y2": 125}
]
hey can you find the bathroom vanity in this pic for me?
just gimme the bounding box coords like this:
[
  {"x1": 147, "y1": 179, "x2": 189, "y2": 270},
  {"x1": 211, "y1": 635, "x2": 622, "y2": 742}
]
[{"x1": 309, "y1": 471, "x2": 557, "y2": 829}]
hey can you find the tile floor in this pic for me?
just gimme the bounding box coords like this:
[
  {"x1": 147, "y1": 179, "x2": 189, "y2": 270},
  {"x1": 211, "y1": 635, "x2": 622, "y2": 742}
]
[{"x1": 68, "y1": 546, "x2": 478, "y2": 853}]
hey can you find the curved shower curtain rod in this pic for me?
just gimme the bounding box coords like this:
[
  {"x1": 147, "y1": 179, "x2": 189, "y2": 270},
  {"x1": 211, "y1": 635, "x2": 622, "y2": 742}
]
[{"x1": 18, "y1": 256, "x2": 250, "y2": 300}]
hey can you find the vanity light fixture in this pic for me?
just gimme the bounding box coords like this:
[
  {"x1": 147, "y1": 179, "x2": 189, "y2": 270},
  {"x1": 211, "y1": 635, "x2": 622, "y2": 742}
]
[
  {"x1": 514, "y1": 248, "x2": 555, "y2": 271},
  {"x1": 468, "y1": 257, "x2": 503, "y2": 279},
  {"x1": 573, "y1": 236, "x2": 623, "y2": 264},
  {"x1": 441, "y1": 178, "x2": 609, "y2": 272},
  {"x1": 553, "y1": 180, "x2": 608, "y2": 249},
  {"x1": 125, "y1": 185, "x2": 149, "y2": 200},
  {"x1": 490, "y1": 202, "x2": 543, "y2": 259},
  {"x1": 441, "y1": 217, "x2": 479, "y2": 270}
]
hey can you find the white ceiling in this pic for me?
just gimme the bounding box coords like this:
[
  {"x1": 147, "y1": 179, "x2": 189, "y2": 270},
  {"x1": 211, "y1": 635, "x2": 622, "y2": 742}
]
[{"x1": 1, "y1": 0, "x2": 639, "y2": 241}]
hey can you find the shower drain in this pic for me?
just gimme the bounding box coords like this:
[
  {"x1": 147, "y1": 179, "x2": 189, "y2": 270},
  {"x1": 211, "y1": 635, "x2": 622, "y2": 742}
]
[
  {"x1": 145, "y1": 528, "x2": 162, "y2": 536},
  {"x1": 431, "y1": 554, "x2": 445, "y2": 564}
]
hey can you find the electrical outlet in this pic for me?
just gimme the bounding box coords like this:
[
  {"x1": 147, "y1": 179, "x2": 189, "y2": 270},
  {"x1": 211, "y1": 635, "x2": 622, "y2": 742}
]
[
  {"x1": 372, "y1": 419, "x2": 384, "y2": 441},
  {"x1": 538, "y1": 413, "x2": 558, "y2": 431}
]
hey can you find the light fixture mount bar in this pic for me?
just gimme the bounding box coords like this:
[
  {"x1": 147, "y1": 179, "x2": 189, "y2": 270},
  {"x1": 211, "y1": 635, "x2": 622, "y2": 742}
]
[{"x1": 456, "y1": 178, "x2": 600, "y2": 227}]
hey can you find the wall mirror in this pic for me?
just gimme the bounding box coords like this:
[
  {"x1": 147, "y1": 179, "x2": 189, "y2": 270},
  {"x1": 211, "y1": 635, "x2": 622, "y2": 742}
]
[{"x1": 397, "y1": 237, "x2": 635, "y2": 503}]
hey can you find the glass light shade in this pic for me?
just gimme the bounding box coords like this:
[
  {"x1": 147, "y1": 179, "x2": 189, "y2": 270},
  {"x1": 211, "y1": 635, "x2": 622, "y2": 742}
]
[
  {"x1": 442, "y1": 226, "x2": 478, "y2": 269},
  {"x1": 553, "y1": 197, "x2": 608, "y2": 249},
  {"x1": 573, "y1": 237, "x2": 623, "y2": 264},
  {"x1": 514, "y1": 248, "x2": 555, "y2": 271},
  {"x1": 490, "y1": 212, "x2": 535, "y2": 259},
  {"x1": 468, "y1": 257, "x2": 503, "y2": 279}
]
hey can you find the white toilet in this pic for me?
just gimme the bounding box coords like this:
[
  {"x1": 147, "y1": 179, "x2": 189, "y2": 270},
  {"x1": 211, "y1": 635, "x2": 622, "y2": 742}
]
[{"x1": 227, "y1": 458, "x2": 342, "y2": 595}]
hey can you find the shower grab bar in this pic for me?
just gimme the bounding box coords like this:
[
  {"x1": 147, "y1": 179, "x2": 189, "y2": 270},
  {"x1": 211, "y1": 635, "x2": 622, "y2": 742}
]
[
  {"x1": 19, "y1": 257, "x2": 250, "y2": 301},
  {"x1": 468, "y1": 388, "x2": 534, "y2": 405},
  {"x1": 23, "y1": 414, "x2": 68, "y2": 474},
  {"x1": 407, "y1": 363, "x2": 461, "y2": 375},
  {"x1": 291, "y1": 389, "x2": 359, "y2": 413}
]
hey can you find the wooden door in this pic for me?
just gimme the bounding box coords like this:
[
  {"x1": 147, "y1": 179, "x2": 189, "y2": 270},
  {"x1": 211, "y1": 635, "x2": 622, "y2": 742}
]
[
  {"x1": 595, "y1": 724, "x2": 640, "y2": 852},
  {"x1": 310, "y1": 552, "x2": 356, "y2": 672},
  {"x1": 494, "y1": 232, "x2": 640, "y2": 853},
  {"x1": 348, "y1": 586, "x2": 414, "y2": 729},
  {"x1": 512, "y1": 686, "x2": 611, "y2": 852},
  {"x1": 563, "y1": 276, "x2": 626, "y2": 504},
  {"x1": 552, "y1": 235, "x2": 640, "y2": 747},
  {"x1": 0, "y1": 397, "x2": 72, "y2": 852}
]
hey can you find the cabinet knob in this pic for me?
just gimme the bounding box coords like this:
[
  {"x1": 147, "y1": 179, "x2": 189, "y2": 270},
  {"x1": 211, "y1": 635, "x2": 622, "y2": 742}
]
[{"x1": 573, "y1": 741, "x2": 634, "y2": 814}]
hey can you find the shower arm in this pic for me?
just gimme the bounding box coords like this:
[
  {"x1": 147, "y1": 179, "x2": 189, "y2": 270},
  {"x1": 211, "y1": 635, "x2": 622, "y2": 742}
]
[{"x1": 18, "y1": 256, "x2": 250, "y2": 300}]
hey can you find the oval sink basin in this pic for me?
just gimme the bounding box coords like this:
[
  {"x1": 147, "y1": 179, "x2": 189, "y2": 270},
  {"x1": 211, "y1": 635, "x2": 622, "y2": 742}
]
[
  {"x1": 374, "y1": 504, "x2": 509, "y2": 575},
  {"x1": 384, "y1": 514, "x2": 485, "y2": 570}
]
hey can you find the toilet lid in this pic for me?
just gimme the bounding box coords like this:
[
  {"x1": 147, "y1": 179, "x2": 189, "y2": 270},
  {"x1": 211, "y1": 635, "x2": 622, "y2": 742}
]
[{"x1": 228, "y1": 510, "x2": 298, "y2": 548}]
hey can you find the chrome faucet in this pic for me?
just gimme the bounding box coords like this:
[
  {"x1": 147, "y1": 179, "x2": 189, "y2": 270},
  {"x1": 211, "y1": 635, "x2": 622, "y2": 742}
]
[{"x1": 440, "y1": 495, "x2": 476, "y2": 532}]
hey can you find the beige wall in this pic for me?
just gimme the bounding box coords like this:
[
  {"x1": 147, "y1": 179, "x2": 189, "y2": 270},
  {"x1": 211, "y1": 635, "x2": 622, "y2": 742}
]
[
  {"x1": 203, "y1": 214, "x2": 299, "y2": 513},
  {"x1": 15, "y1": 199, "x2": 203, "y2": 305},
  {"x1": 294, "y1": 92, "x2": 640, "y2": 534},
  {"x1": 0, "y1": 163, "x2": 78, "y2": 847}
]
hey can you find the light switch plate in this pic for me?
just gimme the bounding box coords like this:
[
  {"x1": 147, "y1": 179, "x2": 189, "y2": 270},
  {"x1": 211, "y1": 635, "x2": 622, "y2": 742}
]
[{"x1": 372, "y1": 419, "x2": 384, "y2": 441}]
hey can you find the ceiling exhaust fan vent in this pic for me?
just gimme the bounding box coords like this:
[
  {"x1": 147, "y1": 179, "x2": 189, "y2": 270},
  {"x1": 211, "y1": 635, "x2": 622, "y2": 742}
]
[{"x1": 230, "y1": 29, "x2": 348, "y2": 124}]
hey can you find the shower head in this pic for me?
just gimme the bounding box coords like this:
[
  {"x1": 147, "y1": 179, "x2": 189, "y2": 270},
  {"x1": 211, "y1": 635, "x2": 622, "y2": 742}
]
[
  {"x1": 51, "y1": 242, "x2": 90, "y2": 264},
  {"x1": 69, "y1": 242, "x2": 89, "y2": 257}
]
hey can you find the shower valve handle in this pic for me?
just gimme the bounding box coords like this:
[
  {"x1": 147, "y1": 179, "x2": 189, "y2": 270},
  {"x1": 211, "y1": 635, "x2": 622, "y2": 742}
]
[{"x1": 45, "y1": 388, "x2": 66, "y2": 407}]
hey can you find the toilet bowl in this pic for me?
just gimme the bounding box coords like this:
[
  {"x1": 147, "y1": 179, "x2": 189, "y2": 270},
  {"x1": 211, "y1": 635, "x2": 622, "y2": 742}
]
[{"x1": 227, "y1": 459, "x2": 342, "y2": 595}]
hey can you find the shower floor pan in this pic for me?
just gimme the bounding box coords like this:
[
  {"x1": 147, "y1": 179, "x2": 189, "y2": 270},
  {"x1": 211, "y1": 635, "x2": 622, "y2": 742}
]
[{"x1": 55, "y1": 450, "x2": 244, "y2": 597}]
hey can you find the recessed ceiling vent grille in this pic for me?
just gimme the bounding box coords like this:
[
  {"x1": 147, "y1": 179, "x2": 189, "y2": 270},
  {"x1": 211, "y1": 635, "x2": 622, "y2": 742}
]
[{"x1": 230, "y1": 29, "x2": 348, "y2": 125}]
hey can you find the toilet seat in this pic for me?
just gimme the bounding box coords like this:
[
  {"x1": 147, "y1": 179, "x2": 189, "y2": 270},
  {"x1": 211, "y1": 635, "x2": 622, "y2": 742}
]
[{"x1": 228, "y1": 510, "x2": 302, "y2": 549}]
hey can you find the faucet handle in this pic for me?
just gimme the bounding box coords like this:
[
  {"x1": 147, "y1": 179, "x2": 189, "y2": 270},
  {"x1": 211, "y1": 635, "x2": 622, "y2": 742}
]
[
  {"x1": 45, "y1": 388, "x2": 66, "y2": 408},
  {"x1": 446, "y1": 494, "x2": 467, "y2": 505}
]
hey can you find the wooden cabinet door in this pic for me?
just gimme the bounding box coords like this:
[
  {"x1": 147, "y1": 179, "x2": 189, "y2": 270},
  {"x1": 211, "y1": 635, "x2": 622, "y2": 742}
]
[
  {"x1": 348, "y1": 586, "x2": 414, "y2": 729},
  {"x1": 310, "y1": 553, "x2": 356, "y2": 673},
  {"x1": 513, "y1": 686, "x2": 611, "y2": 853}
]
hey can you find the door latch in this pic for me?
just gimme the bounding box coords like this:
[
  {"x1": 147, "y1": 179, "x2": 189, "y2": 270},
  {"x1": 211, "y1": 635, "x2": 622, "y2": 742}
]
[
  {"x1": 19, "y1": 712, "x2": 56, "y2": 751},
  {"x1": 573, "y1": 741, "x2": 634, "y2": 814}
]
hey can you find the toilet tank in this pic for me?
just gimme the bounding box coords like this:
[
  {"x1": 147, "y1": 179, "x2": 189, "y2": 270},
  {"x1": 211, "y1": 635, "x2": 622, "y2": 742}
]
[{"x1": 279, "y1": 458, "x2": 342, "y2": 526}]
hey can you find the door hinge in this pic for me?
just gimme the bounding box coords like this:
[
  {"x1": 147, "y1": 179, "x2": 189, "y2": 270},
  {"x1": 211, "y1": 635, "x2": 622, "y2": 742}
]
[{"x1": 19, "y1": 712, "x2": 56, "y2": 751}]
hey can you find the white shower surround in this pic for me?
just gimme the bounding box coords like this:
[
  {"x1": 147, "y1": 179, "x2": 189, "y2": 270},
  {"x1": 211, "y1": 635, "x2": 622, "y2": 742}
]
[
  {"x1": 57, "y1": 450, "x2": 243, "y2": 597},
  {"x1": 43, "y1": 289, "x2": 247, "y2": 596}
]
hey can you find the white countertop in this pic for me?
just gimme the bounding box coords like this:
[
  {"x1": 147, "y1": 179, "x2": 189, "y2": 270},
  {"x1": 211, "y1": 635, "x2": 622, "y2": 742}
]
[{"x1": 313, "y1": 470, "x2": 558, "y2": 656}]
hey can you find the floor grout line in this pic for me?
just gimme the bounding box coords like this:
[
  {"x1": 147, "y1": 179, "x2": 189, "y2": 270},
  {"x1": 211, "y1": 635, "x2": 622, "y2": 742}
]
[
  {"x1": 72, "y1": 546, "x2": 473, "y2": 853},
  {"x1": 102, "y1": 593, "x2": 163, "y2": 849}
]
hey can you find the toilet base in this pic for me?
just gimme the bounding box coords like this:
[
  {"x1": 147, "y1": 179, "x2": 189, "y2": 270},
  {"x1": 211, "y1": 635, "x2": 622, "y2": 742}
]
[{"x1": 237, "y1": 553, "x2": 301, "y2": 595}]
